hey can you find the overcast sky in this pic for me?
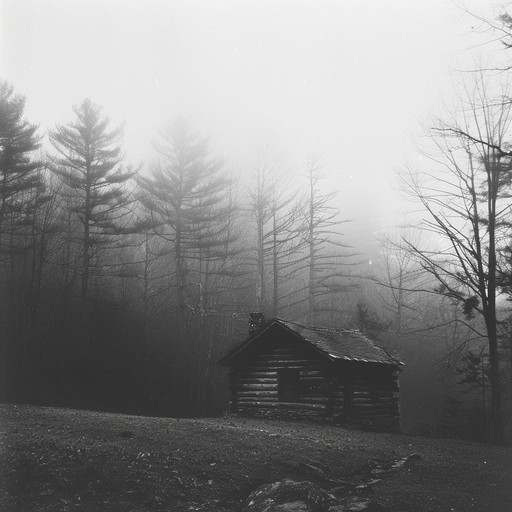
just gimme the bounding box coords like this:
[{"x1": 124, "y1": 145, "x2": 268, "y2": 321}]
[{"x1": 0, "y1": 0, "x2": 500, "y2": 251}]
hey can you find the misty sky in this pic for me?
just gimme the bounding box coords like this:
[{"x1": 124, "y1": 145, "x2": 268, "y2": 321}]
[{"x1": 1, "y1": 0, "x2": 498, "y2": 251}]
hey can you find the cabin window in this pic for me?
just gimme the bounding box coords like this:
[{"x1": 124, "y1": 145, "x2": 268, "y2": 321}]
[{"x1": 278, "y1": 369, "x2": 300, "y2": 402}]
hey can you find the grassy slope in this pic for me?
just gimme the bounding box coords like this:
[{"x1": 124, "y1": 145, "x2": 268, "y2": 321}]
[{"x1": 0, "y1": 404, "x2": 511, "y2": 511}]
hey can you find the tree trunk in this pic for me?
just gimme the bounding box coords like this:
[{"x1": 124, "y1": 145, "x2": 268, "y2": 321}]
[
  {"x1": 272, "y1": 211, "x2": 278, "y2": 317},
  {"x1": 485, "y1": 313, "x2": 504, "y2": 443},
  {"x1": 308, "y1": 171, "x2": 315, "y2": 325}
]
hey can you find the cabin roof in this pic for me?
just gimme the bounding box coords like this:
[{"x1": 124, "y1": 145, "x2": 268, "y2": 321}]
[{"x1": 222, "y1": 317, "x2": 403, "y2": 366}]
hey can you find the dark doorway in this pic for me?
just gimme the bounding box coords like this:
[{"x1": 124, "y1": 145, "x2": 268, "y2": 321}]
[
  {"x1": 278, "y1": 368, "x2": 300, "y2": 402},
  {"x1": 344, "y1": 382, "x2": 353, "y2": 415}
]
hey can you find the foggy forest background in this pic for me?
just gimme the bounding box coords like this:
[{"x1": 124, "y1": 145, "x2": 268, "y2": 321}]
[{"x1": 2, "y1": 4, "x2": 512, "y2": 446}]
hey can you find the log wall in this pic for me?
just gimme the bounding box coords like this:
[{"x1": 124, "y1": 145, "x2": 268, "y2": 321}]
[
  {"x1": 229, "y1": 339, "x2": 333, "y2": 422},
  {"x1": 330, "y1": 374, "x2": 400, "y2": 431},
  {"x1": 228, "y1": 331, "x2": 400, "y2": 431}
]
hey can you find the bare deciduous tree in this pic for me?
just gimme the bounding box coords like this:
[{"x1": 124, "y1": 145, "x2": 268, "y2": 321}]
[
  {"x1": 247, "y1": 149, "x2": 302, "y2": 316},
  {"x1": 402, "y1": 72, "x2": 512, "y2": 443},
  {"x1": 299, "y1": 156, "x2": 356, "y2": 325}
]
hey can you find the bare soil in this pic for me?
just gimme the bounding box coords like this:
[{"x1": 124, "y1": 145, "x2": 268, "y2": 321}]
[{"x1": 0, "y1": 404, "x2": 510, "y2": 511}]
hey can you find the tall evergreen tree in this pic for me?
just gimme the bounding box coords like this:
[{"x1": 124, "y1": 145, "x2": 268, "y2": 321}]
[
  {"x1": 50, "y1": 99, "x2": 134, "y2": 303},
  {"x1": 0, "y1": 80, "x2": 42, "y2": 255},
  {"x1": 137, "y1": 119, "x2": 241, "y2": 414},
  {"x1": 138, "y1": 118, "x2": 237, "y2": 311},
  {"x1": 0, "y1": 80, "x2": 42, "y2": 401}
]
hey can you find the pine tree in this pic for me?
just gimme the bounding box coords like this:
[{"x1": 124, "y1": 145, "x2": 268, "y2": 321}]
[
  {"x1": 50, "y1": 99, "x2": 134, "y2": 303},
  {"x1": 137, "y1": 119, "x2": 241, "y2": 414},
  {"x1": 138, "y1": 118, "x2": 237, "y2": 311},
  {"x1": 0, "y1": 81, "x2": 42, "y2": 256},
  {"x1": 0, "y1": 80, "x2": 42, "y2": 401}
]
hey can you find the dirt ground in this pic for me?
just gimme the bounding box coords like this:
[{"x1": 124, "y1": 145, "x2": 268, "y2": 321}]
[{"x1": 0, "y1": 404, "x2": 511, "y2": 511}]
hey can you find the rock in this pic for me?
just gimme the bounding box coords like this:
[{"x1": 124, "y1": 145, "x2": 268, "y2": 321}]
[
  {"x1": 242, "y1": 479, "x2": 390, "y2": 512},
  {"x1": 391, "y1": 453, "x2": 423, "y2": 470},
  {"x1": 404, "y1": 453, "x2": 422, "y2": 467},
  {"x1": 340, "y1": 497, "x2": 390, "y2": 511},
  {"x1": 355, "y1": 479, "x2": 382, "y2": 489},
  {"x1": 329, "y1": 481, "x2": 356, "y2": 497},
  {"x1": 242, "y1": 479, "x2": 336, "y2": 512},
  {"x1": 273, "y1": 501, "x2": 311, "y2": 511},
  {"x1": 297, "y1": 462, "x2": 329, "y2": 478},
  {"x1": 326, "y1": 505, "x2": 346, "y2": 512}
]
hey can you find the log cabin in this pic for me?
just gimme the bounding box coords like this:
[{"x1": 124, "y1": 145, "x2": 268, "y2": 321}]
[{"x1": 221, "y1": 314, "x2": 403, "y2": 431}]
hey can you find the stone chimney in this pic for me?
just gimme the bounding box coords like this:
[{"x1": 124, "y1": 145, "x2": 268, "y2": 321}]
[{"x1": 249, "y1": 312, "x2": 265, "y2": 335}]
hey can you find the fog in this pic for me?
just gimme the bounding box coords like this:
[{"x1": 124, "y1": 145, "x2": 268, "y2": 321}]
[
  {"x1": 3, "y1": 0, "x2": 512, "y2": 450},
  {"x1": 2, "y1": 0, "x2": 495, "y2": 251}
]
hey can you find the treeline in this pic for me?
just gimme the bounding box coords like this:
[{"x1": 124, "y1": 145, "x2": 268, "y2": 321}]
[
  {"x1": 2, "y1": 52, "x2": 512, "y2": 444},
  {"x1": 0, "y1": 84, "x2": 361, "y2": 418}
]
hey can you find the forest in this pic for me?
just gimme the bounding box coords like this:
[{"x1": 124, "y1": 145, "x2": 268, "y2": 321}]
[{"x1": 1, "y1": 6, "x2": 512, "y2": 447}]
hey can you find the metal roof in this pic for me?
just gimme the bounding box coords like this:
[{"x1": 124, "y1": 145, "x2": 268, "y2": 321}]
[{"x1": 222, "y1": 317, "x2": 403, "y2": 366}]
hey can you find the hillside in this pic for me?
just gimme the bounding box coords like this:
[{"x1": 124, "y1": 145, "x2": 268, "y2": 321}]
[{"x1": 0, "y1": 404, "x2": 510, "y2": 511}]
